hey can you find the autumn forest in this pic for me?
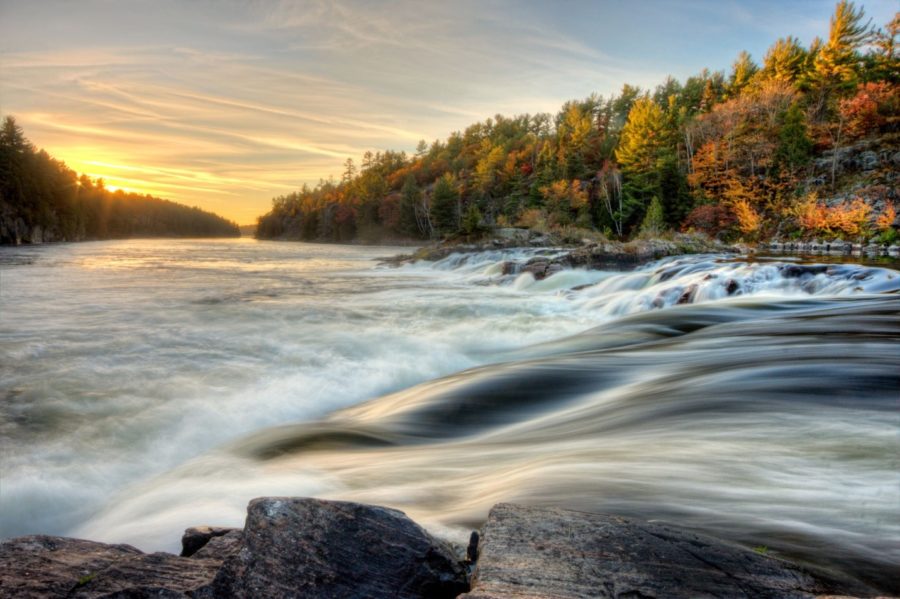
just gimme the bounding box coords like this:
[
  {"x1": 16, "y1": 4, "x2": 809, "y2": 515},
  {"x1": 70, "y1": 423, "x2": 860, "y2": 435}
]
[{"x1": 258, "y1": 1, "x2": 898, "y2": 245}]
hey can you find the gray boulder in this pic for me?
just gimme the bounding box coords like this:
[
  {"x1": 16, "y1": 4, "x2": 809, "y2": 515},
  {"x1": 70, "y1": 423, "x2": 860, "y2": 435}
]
[
  {"x1": 204, "y1": 497, "x2": 468, "y2": 599},
  {"x1": 463, "y1": 504, "x2": 874, "y2": 599}
]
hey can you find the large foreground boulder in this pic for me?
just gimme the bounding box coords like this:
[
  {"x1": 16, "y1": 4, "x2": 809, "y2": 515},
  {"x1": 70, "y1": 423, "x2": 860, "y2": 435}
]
[
  {"x1": 463, "y1": 504, "x2": 876, "y2": 599},
  {"x1": 203, "y1": 497, "x2": 468, "y2": 598},
  {"x1": 3, "y1": 500, "x2": 885, "y2": 598},
  {"x1": 0, "y1": 535, "x2": 221, "y2": 598}
]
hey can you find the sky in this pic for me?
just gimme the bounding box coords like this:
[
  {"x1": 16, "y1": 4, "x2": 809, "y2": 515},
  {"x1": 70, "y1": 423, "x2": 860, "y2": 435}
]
[{"x1": 0, "y1": 0, "x2": 896, "y2": 224}]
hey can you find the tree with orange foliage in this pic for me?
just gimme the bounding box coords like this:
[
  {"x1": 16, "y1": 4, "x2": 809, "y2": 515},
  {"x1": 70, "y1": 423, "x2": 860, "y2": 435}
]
[
  {"x1": 731, "y1": 199, "x2": 762, "y2": 236},
  {"x1": 792, "y1": 193, "x2": 873, "y2": 237},
  {"x1": 540, "y1": 179, "x2": 590, "y2": 227},
  {"x1": 840, "y1": 82, "x2": 899, "y2": 139},
  {"x1": 876, "y1": 201, "x2": 896, "y2": 231}
]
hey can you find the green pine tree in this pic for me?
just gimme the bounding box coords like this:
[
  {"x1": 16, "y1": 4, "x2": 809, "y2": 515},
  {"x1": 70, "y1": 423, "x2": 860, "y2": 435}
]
[{"x1": 430, "y1": 173, "x2": 459, "y2": 236}]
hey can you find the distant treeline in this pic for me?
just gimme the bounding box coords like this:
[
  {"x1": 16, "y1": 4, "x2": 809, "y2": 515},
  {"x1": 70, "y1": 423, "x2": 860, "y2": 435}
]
[
  {"x1": 258, "y1": 1, "x2": 898, "y2": 244},
  {"x1": 0, "y1": 117, "x2": 239, "y2": 244}
]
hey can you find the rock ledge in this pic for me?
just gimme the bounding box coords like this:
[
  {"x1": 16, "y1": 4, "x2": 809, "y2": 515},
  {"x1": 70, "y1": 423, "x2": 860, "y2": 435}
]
[{"x1": 0, "y1": 500, "x2": 886, "y2": 598}]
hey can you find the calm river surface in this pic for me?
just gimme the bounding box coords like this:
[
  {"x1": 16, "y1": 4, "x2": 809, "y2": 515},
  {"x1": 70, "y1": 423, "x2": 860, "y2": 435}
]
[{"x1": 1, "y1": 238, "x2": 898, "y2": 590}]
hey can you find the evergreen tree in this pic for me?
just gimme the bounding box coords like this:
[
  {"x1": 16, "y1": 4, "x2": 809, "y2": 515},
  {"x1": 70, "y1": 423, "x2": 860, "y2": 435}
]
[
  {"x1": 342, "y1": 158, "x2": 356, "y2": 184},
  {"x1": 398, "y1": 175, "x2": 422, "y2": 236},
  {"x1": 727, "y1": 51, "x2": 759, "y2": 97},
  {"x1": 430, "y1": 173, "x2": 459, "y2": 236},
  {"x1": 639, "y1": 196, "x2": 666, "y2": 236},
  {"x1": 867, "y1": 12, "x2": 899, "y2": 82},
  {"x1": 611, "y1": 84, "x2": 642, "y2": 129},
  {"x1": 815, "y1": 0, "x2": 872, "y2": 90},
  {"x1": 0, "y1": 116, "x2": 31, "y2": 210},
  {"x1": 761, "y1": 37, "x2": 809, "y2": 84},
  {"x1": 616, "y1": 97, "x2": 667, "y2": 173},
  {"x1": 775, "y1": 102, "x2": 813, "y2": 177},
  {"x1": 615, "y1": 97, "x2": 671, "y2": 230},
  {"x1": 462, "y1": 203, "x2": 483, "y2": 235}
]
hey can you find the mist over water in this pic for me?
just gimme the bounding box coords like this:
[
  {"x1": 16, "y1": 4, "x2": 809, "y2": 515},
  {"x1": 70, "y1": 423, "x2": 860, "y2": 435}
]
[{"x1": 1, "y1": 238, "x2": 898, "y2": 591}]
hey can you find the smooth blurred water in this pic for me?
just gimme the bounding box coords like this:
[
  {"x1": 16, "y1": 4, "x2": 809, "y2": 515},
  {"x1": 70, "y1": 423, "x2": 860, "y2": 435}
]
[{"x1": 1, "y1": 238, "x2": 898, "y2": 591}]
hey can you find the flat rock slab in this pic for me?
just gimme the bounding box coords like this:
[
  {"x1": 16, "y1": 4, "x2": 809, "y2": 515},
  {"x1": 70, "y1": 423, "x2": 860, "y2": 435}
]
[
  {"x1": 205, "y1": 496, "x2": 468, "y2": 599},
  {"x1": 0, "y1": 535, "x2": 221, "y2": 598},
  {"x1": 181, "y1": 526, "x2": 242, "y2": 558},
  {"x1": 463, "y1": 504, "x2": 874, "y2": 599},
  {"x1": 191, "y1": 530, "x2": 243, "y2": 561}
]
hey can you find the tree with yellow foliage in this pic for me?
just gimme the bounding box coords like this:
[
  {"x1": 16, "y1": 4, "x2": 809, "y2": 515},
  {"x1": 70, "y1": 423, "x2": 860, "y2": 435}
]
[
  {"x1": 760, "y1": 37, "x2": 809, "y2": 85},
  {"x1": 615, "y1": 97, "x2": 673, "y2": 231},
  {"x1": 815, "y1": 1, "x2": 872, "y2": 90}
]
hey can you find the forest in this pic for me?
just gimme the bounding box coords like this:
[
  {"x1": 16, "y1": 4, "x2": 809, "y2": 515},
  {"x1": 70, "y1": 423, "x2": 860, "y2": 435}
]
[
  {"x1": 257, "y1": 1, "x2": 898, "y2": 245},
  {"x1": 0, "y1": 118, "x2": 240, "y2": 244}
]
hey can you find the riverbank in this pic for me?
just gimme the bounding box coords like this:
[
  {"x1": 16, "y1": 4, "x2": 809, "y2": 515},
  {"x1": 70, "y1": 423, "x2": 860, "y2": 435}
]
[
  {"x1": 1, "y1": 497, "x2": 884, "y2": 598},
  {"x1": 382, "y1": 229, "x2": 744, "y2": 273},
  {"x1": 382, "y1": 228, "x2": 900, "y2": 273}
]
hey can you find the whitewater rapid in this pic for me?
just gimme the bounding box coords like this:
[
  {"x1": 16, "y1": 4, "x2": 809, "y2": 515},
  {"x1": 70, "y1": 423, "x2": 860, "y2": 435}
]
[{"x1": 1, "y1": 238, "x2": 898, "y2": 591}]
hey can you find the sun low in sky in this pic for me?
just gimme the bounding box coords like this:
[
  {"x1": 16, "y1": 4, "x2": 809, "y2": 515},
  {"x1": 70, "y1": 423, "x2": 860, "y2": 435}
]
[{"x1": 1, "y1": 0, "x2": 896, "y2": 224}]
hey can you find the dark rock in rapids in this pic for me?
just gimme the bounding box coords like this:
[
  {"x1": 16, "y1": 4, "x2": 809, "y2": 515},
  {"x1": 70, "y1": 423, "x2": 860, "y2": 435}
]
[
  {"x1": 780, "y1": 264, "x2": 829, "y2": 278},
  {"x1": 0, "y1": 535, "x2": 221, "y2": 598},
  {"x1": 461, "y1": 503, "x2": 877, "y2": 599},
  {"x1": 499, "y1": 261, "x2": 517, "y2": 276},
  {"x1": 677, "y1": 283, "x2": 698, "y2": 304},
  {"x1": 180, "y1": 526, "x2": 241, "y2": 558},
  {"x1": 204, "y1": 497, "x2": 468, "y2": 599},
  {"x1": 521, "y1": 257, "x2": 551, "y2": 280},
  {"x1": 466, "y1": 531, "x2": 480, "y2": 564}
]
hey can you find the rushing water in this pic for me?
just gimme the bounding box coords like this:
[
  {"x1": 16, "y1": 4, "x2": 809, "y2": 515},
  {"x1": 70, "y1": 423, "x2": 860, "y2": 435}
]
[{"x1": 1, "y1": 238, "x2": 898, "y2": 591}]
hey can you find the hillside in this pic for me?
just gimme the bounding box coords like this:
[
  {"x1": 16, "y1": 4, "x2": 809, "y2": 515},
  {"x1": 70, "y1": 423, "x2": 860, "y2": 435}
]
[{"x1": 257, "y1": 2, "x2": 898, "y2": 246}]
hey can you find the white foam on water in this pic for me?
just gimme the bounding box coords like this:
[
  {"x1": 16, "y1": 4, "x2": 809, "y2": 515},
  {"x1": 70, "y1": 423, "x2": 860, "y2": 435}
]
[{"x1": 2, "y1": 240, "x2": 898, "y2": 586}]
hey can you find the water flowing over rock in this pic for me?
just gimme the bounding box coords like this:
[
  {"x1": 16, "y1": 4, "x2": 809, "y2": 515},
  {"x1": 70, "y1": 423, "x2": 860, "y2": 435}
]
[
  {"x1": 463, "y1": 504, "x2": 876, "y2": 599},
  {"x1": 4, "y1": 242, "x2": 899, "y2": 596},
  {"x1": 204, "y1": 497, "x2": 468, "y2": 598}
]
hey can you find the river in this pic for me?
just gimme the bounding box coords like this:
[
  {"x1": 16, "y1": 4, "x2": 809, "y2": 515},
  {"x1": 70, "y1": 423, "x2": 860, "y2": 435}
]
[{"x1": 1, "y1": 238, "x2": 898, "y2": 591}]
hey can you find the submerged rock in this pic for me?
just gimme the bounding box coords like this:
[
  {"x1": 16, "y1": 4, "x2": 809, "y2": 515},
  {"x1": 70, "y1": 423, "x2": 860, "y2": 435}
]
[
  {"x1": 780, "y1": 264, "x2": 829, "y2": 278},
  {"x1": 463, "y1": 503, "x2": 875, "y2": 599},
  {"x1": 205, "y1": 497, "x2": 468, "y2": 599}
]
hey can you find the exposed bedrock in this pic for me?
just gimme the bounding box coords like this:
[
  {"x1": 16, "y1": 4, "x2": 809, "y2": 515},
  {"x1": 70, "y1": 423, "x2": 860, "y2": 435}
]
[{"x1": 0, "y1": 499, "x2": 885, "y2": 598}]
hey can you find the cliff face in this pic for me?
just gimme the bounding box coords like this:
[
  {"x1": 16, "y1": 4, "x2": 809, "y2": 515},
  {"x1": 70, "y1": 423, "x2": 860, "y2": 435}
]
[{"x1": 809, "y1": 136, "x2": 900, "y2": 214}]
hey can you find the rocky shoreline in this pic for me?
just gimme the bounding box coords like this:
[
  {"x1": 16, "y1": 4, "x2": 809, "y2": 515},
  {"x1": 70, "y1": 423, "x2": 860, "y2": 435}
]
[
  {"x1": 0, "y1": 497, "x2": 888, "y2": 598},
  {"x1": 762, "y1": 240, "x2": 900, "y2": 259},
  {"x1": 382, "y1": 229, "x2": 746, "y2": 276},
  {"x1": 382, "y1": 228, "x2": 900, "y2": 276}
]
